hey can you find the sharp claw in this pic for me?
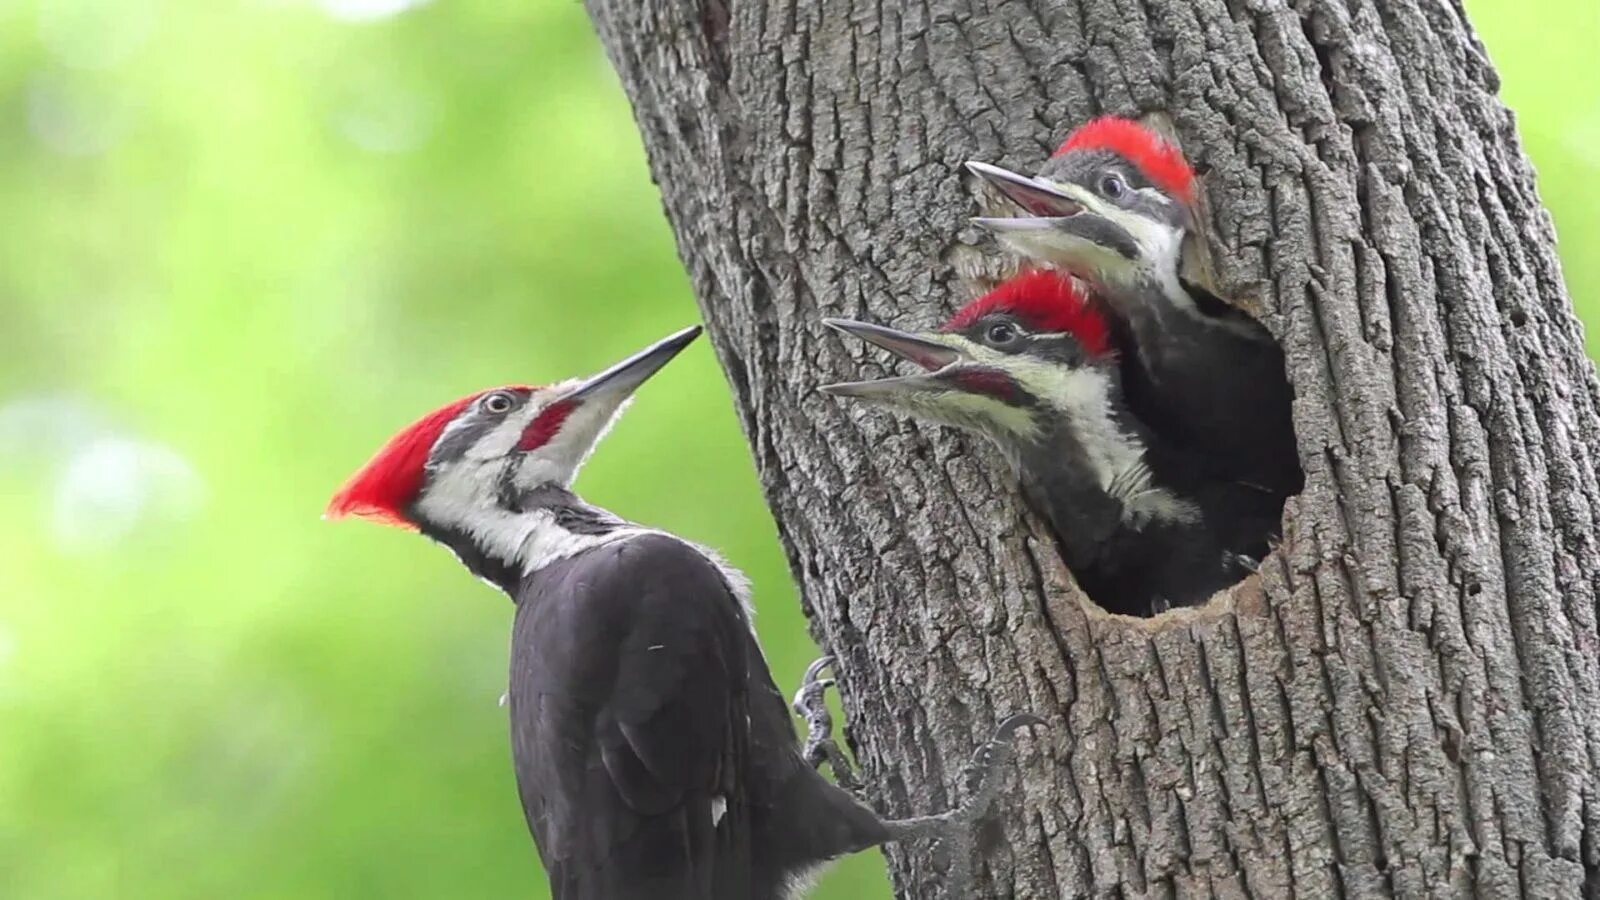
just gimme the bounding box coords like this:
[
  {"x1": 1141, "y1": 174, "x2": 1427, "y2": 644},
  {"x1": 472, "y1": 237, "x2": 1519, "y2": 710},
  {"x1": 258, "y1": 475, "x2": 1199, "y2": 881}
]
[
  {"x1": 792, "y1": 654, "x2": 862, "y2": 793},
  {"x1": 957, "y1": 711, "x2": 1045, "y2": 819},
  {"x1": 803, "y1": 655, "x2": 836, "y2": 683},
  {"x1": 993, "y1": 712, "x2": 1047, "y2": 738},
  {"x1": 879, "y1": 712, "x2": 1048, "y2": 899},
  {"x1": 791, "y1": 655, "x2": 837, "y2": 715},
  {"x1": 1224, "y1": 550, "x2": 1262, "y2": 575}
]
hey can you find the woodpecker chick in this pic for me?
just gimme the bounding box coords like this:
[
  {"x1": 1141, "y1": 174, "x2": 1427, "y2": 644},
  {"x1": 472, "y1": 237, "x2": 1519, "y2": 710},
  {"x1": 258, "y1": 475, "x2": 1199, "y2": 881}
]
[
  {"x1": 326, "y1": 326, "x2": 1040, "y2": 900},
  {"x1": 967, "y1": 117, "x2": 1301, "y2": 501},
  {"x1": 822, "y1": 272, "x2": 1280, "y2": 615}
]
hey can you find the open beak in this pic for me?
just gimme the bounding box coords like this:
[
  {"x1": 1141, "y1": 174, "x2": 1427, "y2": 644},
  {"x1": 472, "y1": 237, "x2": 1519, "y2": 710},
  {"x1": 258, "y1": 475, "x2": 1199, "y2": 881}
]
[
  {"x1": 566, "y1": 325, "x2": 702, "y2": 403},
  {"x1": 965, "y1": 160, "x2": 1094, "y2": 230},
  {"x1": 965, "y1": 160, "x2": 1144, "y2": 279},
  {"x1": 819, "y1": 318, "x2": 974, "y2": 400}
]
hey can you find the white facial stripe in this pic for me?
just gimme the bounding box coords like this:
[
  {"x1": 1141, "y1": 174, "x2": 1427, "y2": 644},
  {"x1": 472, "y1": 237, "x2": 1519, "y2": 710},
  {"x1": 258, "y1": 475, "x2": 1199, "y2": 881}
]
[
  {"x1": 1133, "y1": 185, "x2": 1172, "y2": 206},
  {"x1": 1011, "y1": 357, "x2": 1129, "y2": 485},
  {"x1": 999, "y1": 197, "x2": 1229, "y2": 340},
  {"x1": 510, "y1": 396, "x2": 633, "y2": 491},
  {"x1": 991, "y1": 210, "x2": 1135, "y2": 289},
  {"x1": 970, "y1": 348, "x2": 1200, "y2": 527},
  {"x1": 938, "y1": 390, "x2": 1038, "y2": 439},
  {"x1": 415, "y1": 463, "x2": 540, "y2": 563},
  {"x1": 419, "y1": 479, "x2": 764, "y2": 626},
  {"x1": 1090, "y1": 205, "x2": 1180, "y2": 285},
  {"x1": 847, "y1": 332, "x2": 1199, "y2": 528},
  {"x1": 462, "y1": 381, "x2": 583, "y2": 462},
  {"x1": 1066, "y1": 184, "x2": 1267, "y2": 340},
  {"x1": 408, "y1": 379, "x2": 718, "y2": 589},
  {"x1": 1009, "y1": 230, "x2": 1135, "y2": 288},
  {"x1": 411, "y1": 382, "x2": 610, "y2": 557},
  {"x1": 1011, "y1": 180, "x2": 1187, "y2": 303},
  {"x1": 417, "y1": 481, "x2": 616, "y2": 574},
  {"x1": 1096, "y1": 209, "x2": 1268, "y2": 340},
  {"x1": 935, "y1": 336, "x2": 1042, "y2": 440}
]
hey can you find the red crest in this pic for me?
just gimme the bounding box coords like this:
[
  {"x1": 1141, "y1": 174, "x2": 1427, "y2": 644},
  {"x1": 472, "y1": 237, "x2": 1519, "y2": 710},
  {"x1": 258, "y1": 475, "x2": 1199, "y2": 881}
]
[
  {"x1": 327, "y1": 390, "x2": 494, "y2": 529},
  {"x1": 1056, "y1": 116, "x2": 1195, "y2": 205},
  {"x1": 943, "y1": 270, "x2": 1111, "y2": 356}
]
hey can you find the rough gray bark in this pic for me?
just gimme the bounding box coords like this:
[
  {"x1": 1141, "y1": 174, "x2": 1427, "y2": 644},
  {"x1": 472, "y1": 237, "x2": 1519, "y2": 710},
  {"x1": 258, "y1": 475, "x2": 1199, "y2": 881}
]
[{"x1": 584, "y1": 0, "x2": 1600, "y2": 896}]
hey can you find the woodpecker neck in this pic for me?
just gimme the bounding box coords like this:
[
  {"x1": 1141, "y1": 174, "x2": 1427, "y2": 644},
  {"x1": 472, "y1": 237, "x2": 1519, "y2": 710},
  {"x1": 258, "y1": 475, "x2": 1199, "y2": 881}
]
[
  {"x1": 1096, "y1": 277, "x2": 1271, "y2": 393},
  {"x1": 1014, "y1": 425, "x2": 1128, "y2": 562},
  {"x1": 1010, "y1": 379, "x2": 1201, "y2": 536},
  {"x1": 413, "y1": 482, "x2": 631, "y2": 597},
  {"x1": 1097, "y1": 271, "x2": 1192, "y2": 347},
  {"x1": 1090, "y1": 231, "x2": 1267, "y2": 350}
]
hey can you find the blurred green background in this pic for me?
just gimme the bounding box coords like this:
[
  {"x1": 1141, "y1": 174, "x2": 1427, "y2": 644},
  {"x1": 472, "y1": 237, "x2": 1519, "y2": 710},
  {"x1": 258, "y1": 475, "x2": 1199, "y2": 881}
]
[{"x1": 0, "y1": 1, "x2": 1591, "y2": 897}]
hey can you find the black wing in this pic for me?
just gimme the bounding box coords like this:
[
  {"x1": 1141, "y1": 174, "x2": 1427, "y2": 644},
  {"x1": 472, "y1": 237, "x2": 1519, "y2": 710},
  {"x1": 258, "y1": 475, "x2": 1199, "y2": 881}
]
[{"x1": 508, "y1": 533, "x2": 753, "y2": 900}]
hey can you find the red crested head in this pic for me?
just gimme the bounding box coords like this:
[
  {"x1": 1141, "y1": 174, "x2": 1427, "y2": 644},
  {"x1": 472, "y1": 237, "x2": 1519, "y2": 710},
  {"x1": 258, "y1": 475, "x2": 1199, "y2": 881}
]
[
  {"x1": 1055, "y1": 116, "x2": 1194, "y2": 205},
  {"x1": 943, "y1": 270, "x2": 1111, "y2": 356},
  {"x1": 326, "y1": 387, "x2": 531, "y2": 530}
]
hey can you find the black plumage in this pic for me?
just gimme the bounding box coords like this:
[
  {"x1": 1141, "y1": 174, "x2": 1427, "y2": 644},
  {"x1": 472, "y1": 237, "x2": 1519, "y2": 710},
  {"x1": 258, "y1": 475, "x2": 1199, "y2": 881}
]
[
  {"x1": 1099, "y1": 278, "x2": 1303, "y2": 503},
  {"x1": 1010, "y1": 382, "x2": 1282, "y2": 615},
  {"x1": 507, "y1": 530, "x2": 888, "y2": 900}
]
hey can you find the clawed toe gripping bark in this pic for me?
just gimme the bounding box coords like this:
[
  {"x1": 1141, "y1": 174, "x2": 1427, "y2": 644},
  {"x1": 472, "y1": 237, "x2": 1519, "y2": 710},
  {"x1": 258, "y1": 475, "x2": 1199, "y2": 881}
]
[
  {"x1": 875, "y1": 713, "x2": 1046, "y2": 897},
  {"x1": 794, "y1": 655, "x2": 1045, "y2": 897},
  {"x1": 791, "y1": 655, "x2": 862, "y2": 793}
]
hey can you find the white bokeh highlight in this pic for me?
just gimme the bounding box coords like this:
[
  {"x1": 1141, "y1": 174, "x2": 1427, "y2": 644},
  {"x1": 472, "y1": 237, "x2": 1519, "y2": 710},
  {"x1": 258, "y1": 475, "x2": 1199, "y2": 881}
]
[
  {"x1": 319, "y1": 0, "x2": 433, "y2": 22},
  {"x1": 26, "y1": 72, "x2": 128, "y2": 157},
  {"x1": 333, "y1": 84, "x2": 438, "y2": 154},
  {"x1": 37, "y1": 0, "x2": 157, "y2": 70},
  {"x1": 52, "y1": 438, "x2": 207, "y2": 553},
  {"x1": 0, "y1": 396, "x2": 207, "y2": 555}
]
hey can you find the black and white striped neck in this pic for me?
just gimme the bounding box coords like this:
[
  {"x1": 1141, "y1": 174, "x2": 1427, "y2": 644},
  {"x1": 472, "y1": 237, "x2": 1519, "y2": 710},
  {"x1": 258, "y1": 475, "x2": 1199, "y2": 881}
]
[{"x1": 413, "y1": 483, "x2": 633, "y2": 597}]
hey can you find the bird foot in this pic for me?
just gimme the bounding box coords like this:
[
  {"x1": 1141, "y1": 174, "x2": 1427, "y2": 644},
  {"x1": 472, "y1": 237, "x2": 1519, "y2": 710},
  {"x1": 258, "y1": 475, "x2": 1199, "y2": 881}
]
[
  {"x1": 880, "y1": 713, "x2": 1047, "y2": 899},
  {"x1": 791, "y1": 655, "x2": 862, "y2": 793},
  {"x1": 1225, "y1": 551, "x2": 1262, "y2": 574}
]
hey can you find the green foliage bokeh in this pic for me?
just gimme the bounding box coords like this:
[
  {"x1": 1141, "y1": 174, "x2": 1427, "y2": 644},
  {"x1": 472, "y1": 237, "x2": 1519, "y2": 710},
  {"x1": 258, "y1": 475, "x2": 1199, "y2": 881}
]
[{"x1": 0, "y1": 1, "x2": 1591, "y2": 897}]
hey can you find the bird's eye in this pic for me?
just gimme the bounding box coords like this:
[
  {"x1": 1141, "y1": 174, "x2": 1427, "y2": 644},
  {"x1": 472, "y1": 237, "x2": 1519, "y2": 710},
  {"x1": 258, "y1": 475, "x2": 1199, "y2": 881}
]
[
  {"x1": 986, "y1": 322, "x2": 1019, "y2": 344},
  {"x1": 481, "y1": 391, "x2": 516, "y2": 414},
  {"x1": 1099, "y1": 173, "x2": 1127, "y2": 198}
]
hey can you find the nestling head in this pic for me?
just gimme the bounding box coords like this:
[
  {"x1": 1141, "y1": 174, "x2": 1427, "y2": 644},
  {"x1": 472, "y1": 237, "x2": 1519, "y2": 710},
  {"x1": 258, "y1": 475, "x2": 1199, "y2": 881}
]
[
  {"x1": 967, "y1": 116, "x2": 1195, "y2": 291},
  {"x1": 821, "y1": 271, "x2": 1116, "y2": 446}
]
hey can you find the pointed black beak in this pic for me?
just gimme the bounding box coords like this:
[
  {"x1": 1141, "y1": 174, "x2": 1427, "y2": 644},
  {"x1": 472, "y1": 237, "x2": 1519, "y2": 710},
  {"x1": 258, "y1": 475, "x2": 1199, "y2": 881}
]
[
  {"x1": 568, "y1": 325, "x2": 703, "y2": 402},
  {"x1": 819, "y1": 318, "x2": 975, "y2": 400},
  {"x1": 966, "y1": 161, "x2": 1146, "y2": 272},
  {"x1": 822, "y1": 319, "x2": 963, "y2": 370},
  {"x1": 966, "y1": 160, "x2": 1087, "y2": 221}
]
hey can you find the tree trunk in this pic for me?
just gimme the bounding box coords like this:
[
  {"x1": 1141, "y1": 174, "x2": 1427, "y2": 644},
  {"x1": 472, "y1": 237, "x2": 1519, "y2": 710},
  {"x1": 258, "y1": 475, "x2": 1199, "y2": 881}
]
[{"x1": 584, "y1": 0, "x2": 1600, "y2": 896}]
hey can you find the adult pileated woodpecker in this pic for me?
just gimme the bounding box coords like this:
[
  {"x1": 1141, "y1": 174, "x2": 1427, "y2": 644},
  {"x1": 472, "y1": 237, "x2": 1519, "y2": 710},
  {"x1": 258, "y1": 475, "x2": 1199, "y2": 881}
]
[
  {"x1": 966, "y1": 116, "x2": 1301, "y2": 502},
  {"x1": 326, "y1": 326, "x2": 1039, "y2": 899},
  {"x1": 823, "y1": 272, "x2": 1279, "y2": 615}
]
